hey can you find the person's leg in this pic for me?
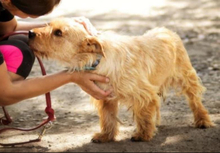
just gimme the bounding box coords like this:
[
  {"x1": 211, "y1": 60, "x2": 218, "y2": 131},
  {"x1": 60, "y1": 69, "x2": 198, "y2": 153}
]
[{"x1": 0, "y1": 39, "x2": 35, "y2": 82}]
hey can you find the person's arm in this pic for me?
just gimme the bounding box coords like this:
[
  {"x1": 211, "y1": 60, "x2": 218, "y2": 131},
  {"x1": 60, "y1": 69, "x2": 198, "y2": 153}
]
[
  {"x1": 15, "y1": 21, "x2": 46, "y2": 31},
  {"x1": 0, "y1": 62, "x2": 111, "y2": 106},
  {"x1": 0, "y1": 16, "x2": 97, "y2": 36},
  {"x1": 0, "y1": 16, "x2": 45, "y2": 35},
  {"x1": 0, "y1": 18, "x2": 45, "y2": 35}
]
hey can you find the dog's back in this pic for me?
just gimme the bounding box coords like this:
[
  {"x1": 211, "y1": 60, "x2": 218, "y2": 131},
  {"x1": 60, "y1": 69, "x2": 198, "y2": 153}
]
[{"x1": 94, "y1": 27, "x2": 188, "y2": 102}]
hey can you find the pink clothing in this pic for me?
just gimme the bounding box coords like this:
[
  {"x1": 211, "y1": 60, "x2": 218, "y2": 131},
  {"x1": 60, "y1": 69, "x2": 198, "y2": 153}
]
[{"x1": 0, "y1": 45, "x2": 23, "y2": 73}]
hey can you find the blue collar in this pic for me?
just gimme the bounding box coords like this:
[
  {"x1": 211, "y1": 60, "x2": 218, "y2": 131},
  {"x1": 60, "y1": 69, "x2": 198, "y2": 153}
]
[
  {"x1": 74, "y1": 54, "x2": 102, "y2": 71},
  {"x1": 84, "y1": 58, "x2": 101, "y2": 70}
]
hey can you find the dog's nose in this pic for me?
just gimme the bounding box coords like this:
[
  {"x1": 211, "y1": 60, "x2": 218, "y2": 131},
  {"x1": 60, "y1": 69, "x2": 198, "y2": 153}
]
[{"x1": 28, "y1": 30, "x2": 36, "y2": 39}]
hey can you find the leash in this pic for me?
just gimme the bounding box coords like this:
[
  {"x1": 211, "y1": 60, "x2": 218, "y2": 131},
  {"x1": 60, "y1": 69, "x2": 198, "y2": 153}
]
[{"x1": 0, "y1": 31, "x2": 55, "y2": 146}]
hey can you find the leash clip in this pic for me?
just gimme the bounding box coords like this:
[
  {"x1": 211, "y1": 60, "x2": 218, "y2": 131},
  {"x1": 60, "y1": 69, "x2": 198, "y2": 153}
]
[{"x1": 38, "y1": 121, "x2": 53, "y2": 140}]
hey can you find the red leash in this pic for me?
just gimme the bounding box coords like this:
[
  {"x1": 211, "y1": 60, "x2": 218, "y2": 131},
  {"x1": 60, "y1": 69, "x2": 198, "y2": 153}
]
[{"x1": 0, "y1": 31, "x2": 55, "y2": 146}]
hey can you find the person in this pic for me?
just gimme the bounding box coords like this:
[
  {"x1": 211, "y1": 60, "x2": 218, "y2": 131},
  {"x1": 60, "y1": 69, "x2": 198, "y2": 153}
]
[{"x1": 0, "y1": 0, "x2": 111, "y2": 106}]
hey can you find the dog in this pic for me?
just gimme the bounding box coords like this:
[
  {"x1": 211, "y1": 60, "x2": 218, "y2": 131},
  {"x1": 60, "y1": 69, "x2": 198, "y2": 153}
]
[{"x1": 28, "y1": 17, "x2": 214, "y2": 143}]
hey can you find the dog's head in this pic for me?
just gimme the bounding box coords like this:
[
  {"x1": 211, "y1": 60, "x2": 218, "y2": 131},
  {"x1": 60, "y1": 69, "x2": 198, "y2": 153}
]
[{"x1": 28, "y1": 18, "x2": 105, "y2": 63}]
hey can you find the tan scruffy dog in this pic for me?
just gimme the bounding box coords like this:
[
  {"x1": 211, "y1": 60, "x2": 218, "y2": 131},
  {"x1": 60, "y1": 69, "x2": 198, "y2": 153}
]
[{"x1": 29, "y1": 18, "x2": 214, "y2": 143}]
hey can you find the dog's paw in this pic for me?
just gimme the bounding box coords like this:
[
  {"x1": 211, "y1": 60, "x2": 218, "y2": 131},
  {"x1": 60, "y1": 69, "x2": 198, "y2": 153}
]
[
  {"x1": 131, "y1": 132, "x2": 153, "y2": 142},
  {"x1": 91, "y1": 133, "x2": 115, "y2": 143},
  {"x1": 195, "y1": 118, "x2": 215, "y2": 129},
  {"x1": 130, "y1": 136, "x2": 143, "y2": 142}
]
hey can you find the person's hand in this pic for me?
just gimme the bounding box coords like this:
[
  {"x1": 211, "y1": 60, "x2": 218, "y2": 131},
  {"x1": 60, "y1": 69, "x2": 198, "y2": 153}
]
[
  {"x1": 72, "y1": 72, "x2": 112, "y2": 100},
  {"x1": 72, "y1": 16, "x2": 98, "y2": 36}
]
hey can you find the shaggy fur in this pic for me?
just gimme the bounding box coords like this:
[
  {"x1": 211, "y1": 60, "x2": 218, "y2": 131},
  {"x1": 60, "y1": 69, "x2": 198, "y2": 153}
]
[{"x1": 29, "y1": 18, "x2": 214, "y2": 143}]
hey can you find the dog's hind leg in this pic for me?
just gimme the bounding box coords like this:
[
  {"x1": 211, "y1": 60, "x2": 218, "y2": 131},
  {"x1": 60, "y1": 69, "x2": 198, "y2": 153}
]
[
  {"x1": 177, "y1": 67, "x2": 214, "y2": 128},
  {"x1": 170, "y1": 37, "x2": 214, "y2": 128},
  {"x1": 91, "y1": 99, "x2": 119, "y2": 143},
  {"x1": 131, "y1": 95, "x2": 160, "y2": 142}
]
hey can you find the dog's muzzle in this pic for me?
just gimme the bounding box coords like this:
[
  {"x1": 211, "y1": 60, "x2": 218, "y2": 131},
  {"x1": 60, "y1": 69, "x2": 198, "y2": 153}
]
[{"x1": 29, "y1": 30, "x2": 36, "y2": 39}]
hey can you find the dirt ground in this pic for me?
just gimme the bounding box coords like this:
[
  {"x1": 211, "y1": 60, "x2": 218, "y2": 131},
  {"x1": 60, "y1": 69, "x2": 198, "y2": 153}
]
[{"x1": 1, "y1": 0, "x2": 220, "y2": 152}]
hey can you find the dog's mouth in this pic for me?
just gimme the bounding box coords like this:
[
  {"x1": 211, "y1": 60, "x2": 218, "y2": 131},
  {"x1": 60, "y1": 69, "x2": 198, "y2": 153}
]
[{"x1": 30, "y1": 46, "x2": 49, "y2": 59}]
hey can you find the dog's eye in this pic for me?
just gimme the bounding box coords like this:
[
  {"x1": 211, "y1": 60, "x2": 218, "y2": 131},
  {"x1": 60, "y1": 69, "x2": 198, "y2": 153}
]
[{"x1": 54, "y1": 29, "x2": 62, "y2": 37}]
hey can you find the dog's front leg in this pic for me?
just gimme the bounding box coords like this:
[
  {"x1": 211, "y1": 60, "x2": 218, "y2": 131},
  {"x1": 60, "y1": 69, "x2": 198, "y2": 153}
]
[
  {"x1": 131, "y1": 97, "x2": 159, "y2": 142},
  {"x1": 91, "y1": 99, "x2": 119, "y2": 143}
]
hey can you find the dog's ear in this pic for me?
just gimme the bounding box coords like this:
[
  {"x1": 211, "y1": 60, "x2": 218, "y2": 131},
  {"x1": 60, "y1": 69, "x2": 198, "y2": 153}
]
[{"x1": 80, "y1": 36, "x2": 106, "y2": 57}]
